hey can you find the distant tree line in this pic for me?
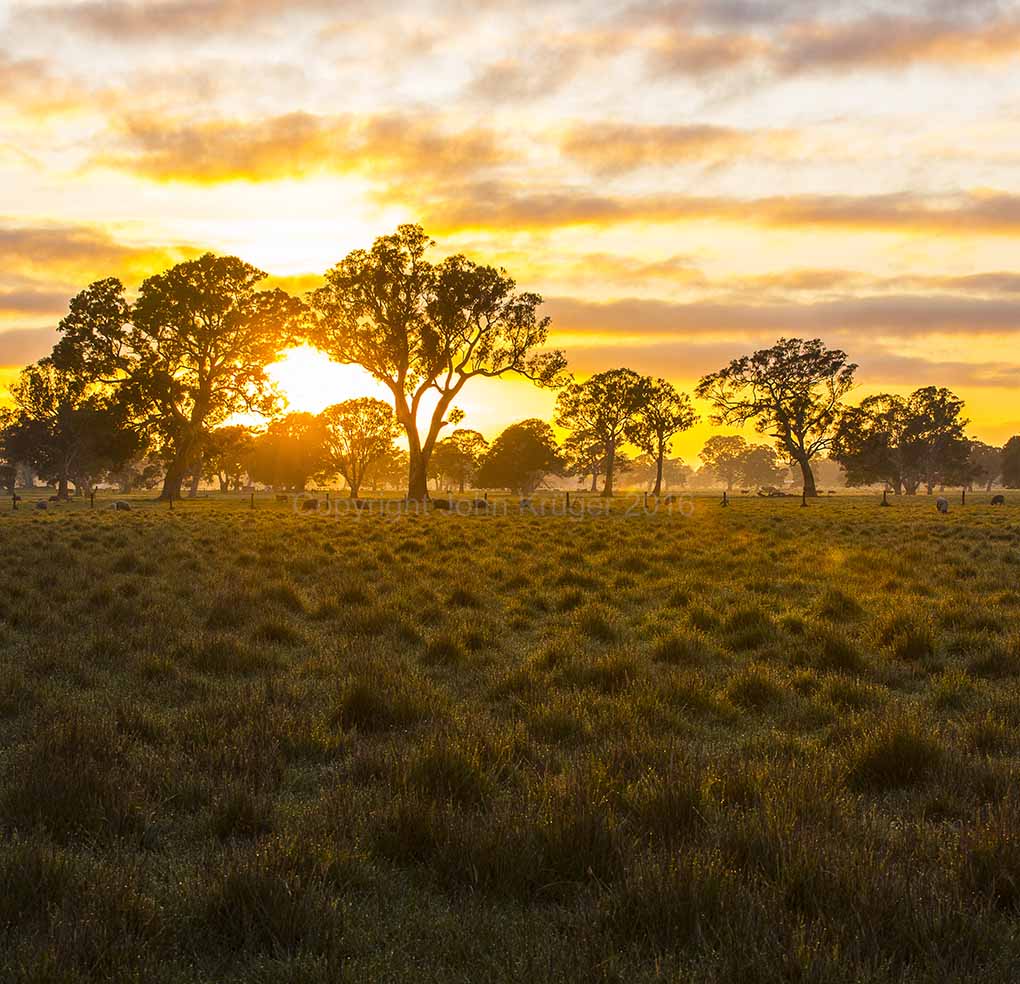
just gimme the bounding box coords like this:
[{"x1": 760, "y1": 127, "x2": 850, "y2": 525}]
[{"x1": 2, "y1": 226, "x2": 1017, "y2": 499}]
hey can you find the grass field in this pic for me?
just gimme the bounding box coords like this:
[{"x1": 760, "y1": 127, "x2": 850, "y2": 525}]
[{"x1": 2, "y1": 492, "x2": 1020, "y2": 982}]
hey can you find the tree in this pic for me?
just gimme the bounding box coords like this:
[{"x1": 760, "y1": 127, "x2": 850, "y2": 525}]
[
  {"x1": 1002, "y1": 436, "x2": 1020, "y2": 488},
  {"x1": 364, "y1": 446, "x2": 409, "y2": 491},
  {"x1": 965, "y1": 439, "x2": 1002, "y2": 491},
  {"x1": 738, "y1": 444, "x2": 787, "y2": 488},
  {"x1": 203, "y1": 425, "x2": 255, "y2": 491},
  {"x1": 555, "y1": 368, "x2": 650, "y2": 497},
  {"x1": 51, "y1": 258, "x2": 305, "y2": 500},
  {"x1": 831, "y1": 394, "x2": 910, "y2": 492},
  {"x1": 626, "y1": 378, "x2": 697, "y2": 496},
  {"x1": 318, "y1": 397, "x2": 400, "y2": 498},
  {"x1": 696, "y1": 338, "x2": 856, "y2": 496},
  {"x1": 561, "y1": 429, "x2": 608, "y2": 492},
  {"x1": 429, "y1": 429, "x2": 489, "y2": 492},
  {"x1": 308, "y1": 225, "x2": 566, "y2": 501},
  {"x1": 698, "y1": 435, "x2": 750, "y2": 490},
  {"x1": 902, "y1": 387, "x2": 971, "y2": 493},
  {"x1": 475, "y1": 419, "x2": 563, "y2": 494},
  {"x1": 248, "y1": 412, "x2": 327, "y2": 491},
  {"x1": 832, "y1": 388, "x2": 970, "y2": 494},
  {"x1": 3, "y1": 360, "x2": 140, "y2": 497}
]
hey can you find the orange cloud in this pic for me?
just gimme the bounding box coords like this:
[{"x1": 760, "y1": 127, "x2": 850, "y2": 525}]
[
  {"x1": 96, "y1": 112, "x2": 514, "y2": 185},
  {"x1": 558, "y1": 122, "x2": 800, "y2": 174}
]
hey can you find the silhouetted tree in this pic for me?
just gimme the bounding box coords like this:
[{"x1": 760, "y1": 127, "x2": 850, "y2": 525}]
[
  {"x1": 832, "y1": 388, "x2": 970, "y2": 494},
  {"x1": 308, "y1": 226, "x2": 565, "y2": 501},
  {"x1": 696, "y1": 338, "x2": 856, "y2": 496},
  {"x1": 698, "y1": 435, "x2": 750, "y2": 491},
  {"x1": 51, "y1": 258, "x2": 305, "y2": 500},
  {"x1": 319, "y1": 397, "x2": 400, "y2": 498},
  {"x1": 203, "y1": 425, "x2": 256, "y2": 491},
  {"x1": 475, "y1": 419, "x2": 563, "y2": 494},
  {"x1": 364, "y1": 446, "x2": 410, "y2": 492},
  {"x1": 3, "y1": 360, "x2": 140, "y2": 497},
  {"x1": 626, "y1": 378, "x2": 697, "y2": 496},
  {"x1": 1003, "y1": 436, "x2": 1020, "y2": 488},
  {"x1": 966, "y1": 439, "x2": 1002, "y2": 491},
  {"x1": 556, "y1": 368, "x2": 649, "y2": 498},
  {"x1": 248, "y1": 412, "x2": 327, "y2": 491},
  {"x1": 430, "y1": 429, "x2": 489, "y2": 492}
]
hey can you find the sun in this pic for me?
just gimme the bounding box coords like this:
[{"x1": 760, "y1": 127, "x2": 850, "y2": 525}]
[{"x1": 268, "y1": 345, "x2": 390, "y2": 414}]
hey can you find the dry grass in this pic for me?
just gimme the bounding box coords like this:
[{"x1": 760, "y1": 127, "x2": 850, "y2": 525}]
[{"x1": 1, "y1": 491, "x2": 1019, "y2": 982}]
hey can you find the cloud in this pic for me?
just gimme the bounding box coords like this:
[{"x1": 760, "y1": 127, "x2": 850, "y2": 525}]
[
  {"x1": 96, "y1": 112, "x2": 514, "y2": 184},
  {"x1": 775, "y1": 14, "x2": 1020, "y2": 74},
  {"x1": 20, "y1": 0, "x2": 355, "y2": 39},
  {"x1": 544, "y1": 293, "x2": 1020, "y2": 340},
  {"x1": 410, "y1": 183, "x2": 1020, "y2": 236},
  {"x1": 0, "y1": 222, "x2": 204, "y2": 284},
  {"x1": 0, "y1": 327, "x2": 58, "y2": 367},
  {"x1": 558, "y1": 122, "x2": 800, "y2": 174}
]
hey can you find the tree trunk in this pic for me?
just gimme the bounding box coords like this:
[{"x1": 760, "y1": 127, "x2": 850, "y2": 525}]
[
  {"x1": 796, "y1": 456, "x2": 817, "y2": 496},
  {"x1": 57, "y1": 471, "x2": 70, "y2": 500},
  {"x1": 602, "y1": 441, "x2": 617, "y2": 498},
  {"x1": 590, "y1": 471, "x2": 598, "y2": 493},
  {"x1": 159, "y1": 455, "x2": 187, "y2": 501},
  {"x1": 407, "y1": 447, "x2": 429, "y2": 501},
  {"x1": 653, "y1": 449, "x2": 664, "y2": 498}
]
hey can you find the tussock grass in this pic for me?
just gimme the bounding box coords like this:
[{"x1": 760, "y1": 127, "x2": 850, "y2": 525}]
[{"x1": 2, "y1": 494, "x2": 1020, "y2": 981}]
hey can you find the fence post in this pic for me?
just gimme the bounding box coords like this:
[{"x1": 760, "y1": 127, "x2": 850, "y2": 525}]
[
  {"x1": 250, "y1": 491, "x2": 255, "y2": 509},
  {"x1": 90, "y1": 491, "x2": 95, "y2": 509},
  {"x1": 722, "y1": 490, "x2": 729, "y2": 507},
  {"x1": 801, "y1": 490, "x2": 808, "y2": 507}
]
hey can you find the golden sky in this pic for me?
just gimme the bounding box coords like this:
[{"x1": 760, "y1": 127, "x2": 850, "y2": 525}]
[{"x1": 3, "y1": 0, "x2": 1020, "y2": 456}]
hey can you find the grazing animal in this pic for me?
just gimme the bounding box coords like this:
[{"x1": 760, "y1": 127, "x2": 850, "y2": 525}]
[
  {"x1": 113, "y1": 500, "x2": 132, "y2": 511},
  {"x1": 275, "y1": 494, "x2": 289, "y2": 503},
  {"x1": 472, "y1": 499, "x2": 488, "y2": 510},
  {"x1": 431, "y1": 498, "x2": 453, "y2": 511},
  {"x1": 48, "y1": 495, "x2": 61, "y2": 502},
  {"x1": 936, "y1": 496, "x2": 949, "y2": 514},
  {"x1": 992, "y1": 494, "x2": 1006, "y2": 506},
  {"x1": 301, "y1": 499, "x2": 319, "y2": 511},
  {"x1": 35, "y1": 500, "x2": 47, "y2": 510}
]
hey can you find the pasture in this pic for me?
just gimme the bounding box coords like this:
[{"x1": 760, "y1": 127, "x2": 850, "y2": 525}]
[{"x1": 1, "y1": 493, "x2": 1020, "y2": 983}]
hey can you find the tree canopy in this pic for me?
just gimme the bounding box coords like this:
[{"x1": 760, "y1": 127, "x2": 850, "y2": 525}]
[
  {"x1": 555, "y1": 368, "x2": 650, "y2": 498},
  {"x1": 319, "y1": 397, "x2": 400, "y2": 498},
  {"x1": 51, "y1": 255, "x2": 305, "y2": 499},
  {"x1": 696, "y1": 338, "x2": 856, "y2": 496},
  {"x1": 307, "y1": 225, "x2": 566, "y2": 500},
  {"x1": 475, "y1": 419, "x2": 563, "y2": 495}
]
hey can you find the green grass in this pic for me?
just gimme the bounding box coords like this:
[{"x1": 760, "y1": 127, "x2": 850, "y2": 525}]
[{"x1": 1, "y1": 491, "x2": 1020, "y2": 981}]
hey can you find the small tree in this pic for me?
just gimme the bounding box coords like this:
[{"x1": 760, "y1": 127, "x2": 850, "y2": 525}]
[
  {"x1": 698, "y1": 435, "x2": 749, "y2": 490},
  {"x1": 738, "y1": 444, "x2": 787, "y2": 488},
  {"x1": 696, "y1": 338, "x2": 856, "y2": 496},
  {"x1": 319, "y1": 397, "x2": 400, "y2": 498},
  {"x1": 555, "y1": 368, "x2": 650, "y2": 498},
  {"x1": 203, "y1": 425, "x2": 256, "y2": 491},
  {"x1": 475, "y1": 419, "x2": 563, "y2": 494},
  {"x1": 4, "y1": 360, "x2": 140, "y2": 497},
  {"x1": 967, "y1": 440, "x2": 1003, "y2": 491},
  {"x1": 1003, "y1": 436, "x2": 1020, "y2": 488},
  {"x1": 430, "y1": 429, "x2": 489, "y2": 492},
  {"x1": 248, "y1": 412, "x2": 327, "y2": 491},
  {"x1": 626, "y1": 378, "x2": 697, "y2": 497},
  {"x1": 308, "y1": 225, "x2": 566, "y2": 501}
]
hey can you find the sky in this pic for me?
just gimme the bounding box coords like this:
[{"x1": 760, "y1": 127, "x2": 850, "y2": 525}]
[{"x1": 3, "y1": 0, "x2": 1020, "y2": 456}]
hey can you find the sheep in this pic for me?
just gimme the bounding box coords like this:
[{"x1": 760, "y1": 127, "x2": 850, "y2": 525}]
[
  {"x1": 301, "y1": 499, "x2": 319, "y2": 511},
  {"x1": 936, "y1": 496, "x2": 949, "y2": 514},
  {"x1": 112, "y1": 500, "x2": 132, "y2": 511},
  {"x1": 992, "y1": 494, "x2": 1006, "y2": 506},
  {"x1": 35, "y1": 500, "x2": 47, "y2": 510},
  {"x1": 431, "y1": 498, "x2": 453, "y2": 511},
  {"x1": 471, "y1": 499, "x2": 488, "y2": 510}
]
